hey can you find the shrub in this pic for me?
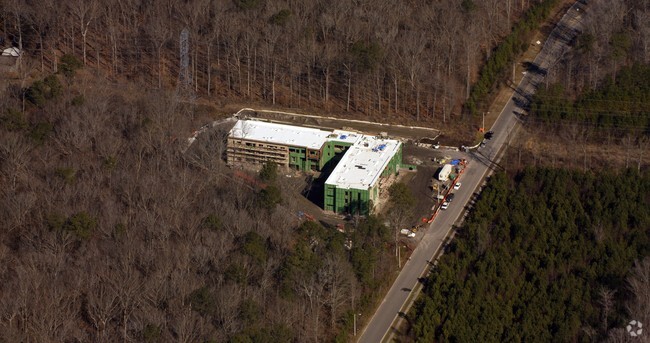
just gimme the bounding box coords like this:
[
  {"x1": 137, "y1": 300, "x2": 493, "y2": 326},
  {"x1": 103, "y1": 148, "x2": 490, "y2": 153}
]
[
  {"x1": 238, "y1": 299, "x2": 260, "y2": 325},
  {"x1": 48, "y1": 212, "x2": 97, "y2": 239},
  {"x1": 233, "y1": 0, "x2": 261, "y2": 10},
  {"x1": 25, "y1": 80, "x2": 47, "y2": 106},
  {"x1": 270, "y1": 9, "x2": 291, "y2": 26},
  {"x1": 46, "y1": 213, "x2": 66, "y2": 231},
  {"x1": 71, "y1": 94, "x2": 85, "y2": 106},
  {"x1": 187, "y1": 286, "x2": 214, "y2": 316},
  {"x1": 350, "y1": 40, "x2": 383, "y2": 72},
  {"x1": 28, "y1": 122, "x2": 53, "y2": 145},
  {"x1": 241, "y1": 231, "x2": 268, "y2": 263},
  {"x1": 141, "y1": 324, "x2": 161, "y2": 342},
  {"x1": 1, "y1": 108, "x2": 27, "y2": 131},
  {"x1": 103, "y1": 156, "x2": 117, "y2": 170},
  {"x1": 63, "y1": 212, "x2": 97, "y2": 239},
  {"x1": 55, "y1": 167, "x2": 76, "y2": 184},
  {"x1": 59, "y1": 54, "x2": 82, "y2": 77},
  {"x1": 259, "y1": 162, "x2": 277, "y2": 183},
  {"x1": 201, "y1": 214, "x2": 223, "y2": 231},
  {"x1": 113, "y1": 223, "x2": 127, "y2": 238},
  {"x1": 43, "y1": 75, "x2": 62, "y2": 98},
  {"x1": 259, "y1": 185, "x2": 282, "y2": 210},
  {"x1": 25, "y1": 75, "x2": 61, "y2": 107},
  {"x1": 225, "y1": 264, "x2": 247, "y2": 284}
]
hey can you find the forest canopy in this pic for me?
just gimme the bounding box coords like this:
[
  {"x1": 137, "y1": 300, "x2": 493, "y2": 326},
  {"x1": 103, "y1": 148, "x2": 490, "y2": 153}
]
[
  {"x1": 409, "y1": 168, "x2": 650, "y2": 342},
  {"x1": 0, "y1": 72, "x2": 398, "y2": 342},
  {"x1": 0, "y1": 0, "x2": 556, "y2": 121}
]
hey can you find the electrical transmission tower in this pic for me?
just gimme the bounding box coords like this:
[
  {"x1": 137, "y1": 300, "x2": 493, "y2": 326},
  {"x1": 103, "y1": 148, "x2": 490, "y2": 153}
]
[{"x1": 177, "y1": 28, "x2": 195, "y2": 101}]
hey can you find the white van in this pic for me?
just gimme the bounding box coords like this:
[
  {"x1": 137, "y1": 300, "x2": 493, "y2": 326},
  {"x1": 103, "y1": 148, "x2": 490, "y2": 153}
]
[{"x1": 400, "y1": 229, "x2": 416, "y2": 238}]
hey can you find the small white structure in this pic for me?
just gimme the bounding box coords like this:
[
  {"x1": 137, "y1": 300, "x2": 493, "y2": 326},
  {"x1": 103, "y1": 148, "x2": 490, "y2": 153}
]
[
  {"x1": 0, "y1": 47, "x2": 22, "y2": 73},
  {"x1": 2, "y1": 47, "x2": 21, "y2": 57},
  {"x1": 438, "y1": 164, "x2": 453, "y2": 182}
]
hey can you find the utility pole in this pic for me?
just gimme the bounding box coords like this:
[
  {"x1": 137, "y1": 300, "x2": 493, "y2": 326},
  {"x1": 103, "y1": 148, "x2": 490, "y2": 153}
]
[
  {"x1": 398, "y1": 245, "x2": 401, "y2": 268},
  {"x1": 482, "y1": 112, "x2": 485, "y2": 132},
  {"x1": 354, "y1": 313, "x2": 361, "y2": 336}
]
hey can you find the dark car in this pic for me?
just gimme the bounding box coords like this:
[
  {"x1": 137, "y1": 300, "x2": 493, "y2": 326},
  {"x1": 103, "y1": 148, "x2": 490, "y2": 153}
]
[
  {"x1": 447, "y1": 193, "x2": 455, "y2": 202},
  {"x1": 484, "y1": 131, "x2": 494, "y2": 140}
]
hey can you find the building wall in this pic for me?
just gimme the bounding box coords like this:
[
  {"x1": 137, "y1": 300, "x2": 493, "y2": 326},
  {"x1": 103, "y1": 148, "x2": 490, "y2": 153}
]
[
  {"x1": 381, "y1": 144, "x2": 402, "y2": 177},
  {"x1": 320, "y1": 141, "x2": 353, "y2": 170},
  {"x1": 229, "y1": 138, "x2": 325, "y2": 172},
  {"x1": 324, "y1": 185, "x2": 370, "y2": 215},
  {"x1": 287, "y1": 147, "x2": 322, "y2": 171},
  {"x1": 288, "y1": 147, "x2": 307, "y2": 170},
  {"x1": 325, "y1": 144, "x2": 401, "y2": 215},
  {"x1": 228, "y1": 135, "x2": 357, "y2": 173},
  {"x1": 227, "y1": 137, "x2": 289, "y2": 167}
]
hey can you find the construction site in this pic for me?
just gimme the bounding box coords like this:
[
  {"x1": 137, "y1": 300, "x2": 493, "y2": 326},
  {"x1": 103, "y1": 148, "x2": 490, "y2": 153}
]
[
  {"x1": 226, "y1": 118, "x2": 405, "y2": 216},
  {"x1": 202, "y1": 108, "x2": 471, "y2": 235}
]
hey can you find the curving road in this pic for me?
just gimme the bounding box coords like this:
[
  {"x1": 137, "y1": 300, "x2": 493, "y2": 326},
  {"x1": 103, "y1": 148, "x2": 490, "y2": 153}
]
[{"x1": 358, "y1": 2, "x2": 587, "y2": 342}]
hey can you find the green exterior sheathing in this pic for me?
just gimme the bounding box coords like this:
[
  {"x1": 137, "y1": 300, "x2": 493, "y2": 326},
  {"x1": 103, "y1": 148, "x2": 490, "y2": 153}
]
[
  {"x1": 321, "y1": 141, "x2": 353, "y2": 169},
  {"x1": 288, "y1": 147, "x2": 307, "y2": 171},
  {"x1": 325, "y1": 143, "x2": 402, "y2": 215},
  {"x1": 324, "y1": 184, "x2": 336, "y2": 211},
  {"x1": 324, "y1": 185, "x2": 370, "y2": 215},
  {"x1": 381, "y1": 145, "x2": 402, "y2": 177},
  {"x1": 320, "y1": 142, "x2": 336, "y2": 169},
  {"x1": 288, "y1": 141, "x2": 353, "y2": 172}
]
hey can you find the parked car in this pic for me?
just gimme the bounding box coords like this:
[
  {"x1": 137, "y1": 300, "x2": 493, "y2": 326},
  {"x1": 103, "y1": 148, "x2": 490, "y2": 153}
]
[
  {"x1": 484, "y1": 131, "x2": 494, "y2": 140},
  {"x1": 453, "y1": 182, "x2": 461, "y2": 190},
  {"x1": 400, "y1": 228, "x2": 416, "y2": 238},
  {"x1": 441, "y1": 201, "x2": 449, "y2": 210},
  {"x1": 447, "y1": 193, "x2": 455, "y2": 202}
]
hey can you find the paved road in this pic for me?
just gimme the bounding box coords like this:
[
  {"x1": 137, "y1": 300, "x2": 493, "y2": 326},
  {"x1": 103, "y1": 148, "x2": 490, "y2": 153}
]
[{"x1": 358, "y1": 2, "x2": 586, "y2": 342}]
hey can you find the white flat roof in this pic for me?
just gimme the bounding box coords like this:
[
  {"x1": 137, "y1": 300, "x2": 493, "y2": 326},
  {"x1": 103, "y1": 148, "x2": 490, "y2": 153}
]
[
  {"x1": 229, "y1": 120, "x2": 362, "y2": 149},
  {"x1": 230, "y1": 120, "x2": 331, "y2": 149},
  {"x1": 325, "y1": 136, "x2": 401, "y2": 190},
  {"x1": 229, "y1": 119, "x2": 400, "y2": 190}
]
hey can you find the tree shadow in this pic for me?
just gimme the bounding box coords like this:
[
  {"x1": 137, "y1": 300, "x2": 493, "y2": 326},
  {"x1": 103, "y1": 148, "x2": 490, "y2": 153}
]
[
  {"x1": 469, "y1": 150, "x2": 505, "y2": 172},
  {"x1": 522, "y1": 61, "x2": 548, "y2": 77}
]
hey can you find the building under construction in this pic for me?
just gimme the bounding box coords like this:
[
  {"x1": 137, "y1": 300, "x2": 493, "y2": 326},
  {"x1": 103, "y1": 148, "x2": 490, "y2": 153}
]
[{"x1": 227, "y1": 119, "x2": 402, "y2": 215}]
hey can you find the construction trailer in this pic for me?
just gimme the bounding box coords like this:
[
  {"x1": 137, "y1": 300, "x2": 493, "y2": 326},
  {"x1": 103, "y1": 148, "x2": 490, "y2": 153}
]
[{"x1": 438, "y1": 164, "x2": 453, "y2": 181}]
